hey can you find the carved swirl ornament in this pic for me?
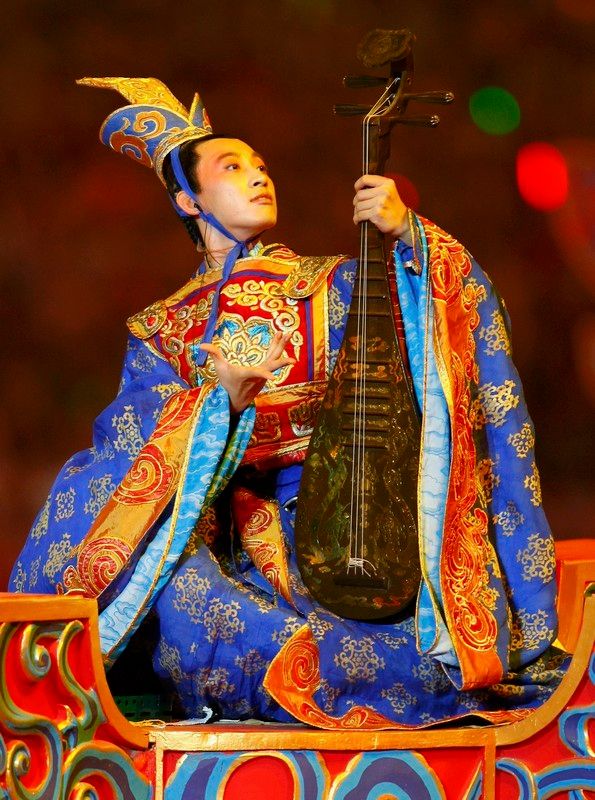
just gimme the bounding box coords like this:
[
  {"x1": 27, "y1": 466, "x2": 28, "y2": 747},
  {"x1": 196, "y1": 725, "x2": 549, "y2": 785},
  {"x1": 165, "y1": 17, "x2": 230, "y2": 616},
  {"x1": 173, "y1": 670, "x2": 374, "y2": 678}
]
[{"x1": 0, "y1": 619, "x2": 151, "y2": 800}]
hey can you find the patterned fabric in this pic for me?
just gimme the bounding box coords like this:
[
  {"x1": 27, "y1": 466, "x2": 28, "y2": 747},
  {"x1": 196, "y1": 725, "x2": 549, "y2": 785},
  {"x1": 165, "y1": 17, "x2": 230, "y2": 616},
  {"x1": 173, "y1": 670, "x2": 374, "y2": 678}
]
[
  {"x1": 77, "y1": 77, "x2": 213, "y2": 183},
  {"x1": 9, "y1": 228, "x2": 567, "y2": 728}
]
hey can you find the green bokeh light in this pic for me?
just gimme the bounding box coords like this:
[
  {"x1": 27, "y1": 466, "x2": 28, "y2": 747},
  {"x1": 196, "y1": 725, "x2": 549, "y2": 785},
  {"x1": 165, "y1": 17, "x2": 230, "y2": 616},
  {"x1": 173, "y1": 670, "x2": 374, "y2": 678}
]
[{"x1": 469, "y1": 87, "x2": 521, "y2": 135}]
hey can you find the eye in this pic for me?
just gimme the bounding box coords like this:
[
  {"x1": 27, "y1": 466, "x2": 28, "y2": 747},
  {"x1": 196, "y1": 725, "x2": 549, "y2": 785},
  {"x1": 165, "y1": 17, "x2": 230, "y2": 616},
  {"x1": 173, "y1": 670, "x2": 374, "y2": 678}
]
[
  {"x1": 224, "y1": 162, "x2": 239, "y2": 171},
  {"x1": 257, "y1": 164, "x2": 269, "y2": 174}
]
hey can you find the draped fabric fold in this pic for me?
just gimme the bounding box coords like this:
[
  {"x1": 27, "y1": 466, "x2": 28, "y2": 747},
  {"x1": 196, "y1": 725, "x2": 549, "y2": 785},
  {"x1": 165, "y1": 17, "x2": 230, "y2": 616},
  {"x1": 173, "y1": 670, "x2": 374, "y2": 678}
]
[{"x1": 396, "y1": 216, "x2": 558, "y2": 689}]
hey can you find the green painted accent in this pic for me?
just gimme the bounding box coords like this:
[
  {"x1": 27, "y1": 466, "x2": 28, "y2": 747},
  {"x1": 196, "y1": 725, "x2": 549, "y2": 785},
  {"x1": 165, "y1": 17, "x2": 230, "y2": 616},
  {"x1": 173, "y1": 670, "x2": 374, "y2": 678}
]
[
  {"x1": 63, "y1": 741, "x2": 152, "y2": 800},
  {"x1": 56, "y1": 620, "x2": 105, "y2": 739},
  {"x1": 20, "y1": 624, "x2": 51, "y2": 680},
  {"x1": 114, "y1": 693, "x2": 174, "y2": 722},
  {"x1": 0, "y1": 622, "x2": 62, "y2": 800}
]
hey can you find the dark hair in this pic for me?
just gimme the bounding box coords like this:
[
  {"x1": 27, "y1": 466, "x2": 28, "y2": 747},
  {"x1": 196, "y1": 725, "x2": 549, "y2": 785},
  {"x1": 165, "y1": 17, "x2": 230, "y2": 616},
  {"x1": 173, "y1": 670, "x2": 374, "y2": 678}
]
[{"x1": 162, "y1": 134, "x2": 231, "y2": 247}]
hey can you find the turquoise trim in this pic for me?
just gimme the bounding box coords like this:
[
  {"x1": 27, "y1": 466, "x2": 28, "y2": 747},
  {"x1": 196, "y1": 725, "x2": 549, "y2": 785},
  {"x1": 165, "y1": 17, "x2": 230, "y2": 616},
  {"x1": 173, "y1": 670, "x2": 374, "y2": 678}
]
[
  {"x1": 99, "y1": 385, "x2": 255, "y2": 663},
  {"x1": 394, "y1": 222, "x2": 455, "y2": 666}
]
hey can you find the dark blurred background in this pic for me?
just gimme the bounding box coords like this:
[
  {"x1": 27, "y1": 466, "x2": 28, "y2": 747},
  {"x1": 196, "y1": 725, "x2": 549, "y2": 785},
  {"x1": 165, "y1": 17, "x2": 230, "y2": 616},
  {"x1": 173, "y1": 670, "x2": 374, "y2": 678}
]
[{"x1": 1, "y1": 0, "x2": 594, "y2": 589}]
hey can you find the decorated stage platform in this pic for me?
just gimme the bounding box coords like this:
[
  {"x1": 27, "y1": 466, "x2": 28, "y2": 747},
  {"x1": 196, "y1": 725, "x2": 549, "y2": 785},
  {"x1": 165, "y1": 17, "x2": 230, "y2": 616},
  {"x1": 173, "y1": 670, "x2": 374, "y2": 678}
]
[{"x1": 0, "y1": 539, "x2": 593, "y2": 799}]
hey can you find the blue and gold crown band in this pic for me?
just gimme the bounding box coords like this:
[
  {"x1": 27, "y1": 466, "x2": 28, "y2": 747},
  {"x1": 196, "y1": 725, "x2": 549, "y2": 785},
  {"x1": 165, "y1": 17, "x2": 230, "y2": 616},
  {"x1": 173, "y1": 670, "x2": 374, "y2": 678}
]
[{"x1": 76, "y1": 76, "x2": 213, "y2": 184}]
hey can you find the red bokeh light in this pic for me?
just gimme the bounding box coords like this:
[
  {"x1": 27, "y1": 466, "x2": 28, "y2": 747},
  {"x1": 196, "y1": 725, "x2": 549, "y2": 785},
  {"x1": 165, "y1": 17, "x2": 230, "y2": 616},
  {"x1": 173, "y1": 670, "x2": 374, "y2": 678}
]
[
  {"x1": 516, "y1": 142, "x2": 569, "y2": 212},
  {"x1": 385, "y1": 172, "x2": 421, "y2": 212}
]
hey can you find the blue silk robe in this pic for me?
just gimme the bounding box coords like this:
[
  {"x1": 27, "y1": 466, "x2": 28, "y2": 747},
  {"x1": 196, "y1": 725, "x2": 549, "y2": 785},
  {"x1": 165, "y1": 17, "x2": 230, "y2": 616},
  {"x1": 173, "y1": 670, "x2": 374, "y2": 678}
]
[{"x1": 10, "y1": 217, "x2": 567, "y2": 728}]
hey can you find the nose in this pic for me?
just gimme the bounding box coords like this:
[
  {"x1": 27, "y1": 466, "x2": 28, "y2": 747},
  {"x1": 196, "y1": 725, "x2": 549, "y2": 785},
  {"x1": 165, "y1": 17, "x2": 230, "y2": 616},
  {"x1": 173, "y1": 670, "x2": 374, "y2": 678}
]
[{"x1": 250, "y1": 167, "x2": 268, "y2": 187}]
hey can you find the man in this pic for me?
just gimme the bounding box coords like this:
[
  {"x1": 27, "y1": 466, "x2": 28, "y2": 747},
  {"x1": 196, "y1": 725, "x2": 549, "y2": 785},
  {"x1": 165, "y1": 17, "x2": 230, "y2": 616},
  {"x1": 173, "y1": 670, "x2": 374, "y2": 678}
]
[{"x1": 10, "y1": 77, "x2": 566, "y2": 728}]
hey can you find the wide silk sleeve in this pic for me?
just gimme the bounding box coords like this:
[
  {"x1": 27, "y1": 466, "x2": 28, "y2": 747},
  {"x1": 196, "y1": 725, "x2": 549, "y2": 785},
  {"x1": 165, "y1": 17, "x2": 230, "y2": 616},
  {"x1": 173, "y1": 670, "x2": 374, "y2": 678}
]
[{"x1": 9, "y1": 335, "x2": 188, "y2": 594}]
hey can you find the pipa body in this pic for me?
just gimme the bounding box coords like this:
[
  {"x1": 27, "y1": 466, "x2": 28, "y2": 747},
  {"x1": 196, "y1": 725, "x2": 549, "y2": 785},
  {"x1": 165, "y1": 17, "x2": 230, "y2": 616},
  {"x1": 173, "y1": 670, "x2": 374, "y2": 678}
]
[{"x1": 294, "y1": 235, "x2": 422, "y2": 620}]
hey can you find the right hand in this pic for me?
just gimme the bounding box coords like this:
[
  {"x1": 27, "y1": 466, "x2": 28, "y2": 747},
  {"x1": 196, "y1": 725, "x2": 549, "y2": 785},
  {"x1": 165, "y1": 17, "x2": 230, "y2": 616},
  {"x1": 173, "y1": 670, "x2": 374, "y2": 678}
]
[{"x1": 199, "y1": 331, "x2": 295, "y2": 414}]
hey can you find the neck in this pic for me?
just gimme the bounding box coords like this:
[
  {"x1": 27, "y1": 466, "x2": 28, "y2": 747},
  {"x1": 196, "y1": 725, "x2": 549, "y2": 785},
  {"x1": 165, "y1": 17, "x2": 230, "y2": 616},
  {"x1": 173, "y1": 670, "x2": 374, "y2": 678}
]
[
  {"x1": 201, "y1": 238, "x2": 260, "y2": 272},
  {"x1": 203, "y1": 247, "x2": 230, "y2": 271}
]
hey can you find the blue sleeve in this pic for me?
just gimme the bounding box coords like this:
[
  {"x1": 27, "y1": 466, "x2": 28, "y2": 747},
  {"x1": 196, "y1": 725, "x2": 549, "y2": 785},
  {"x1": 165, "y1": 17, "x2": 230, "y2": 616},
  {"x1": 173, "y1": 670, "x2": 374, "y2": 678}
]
[
  {"x1": 9, "y1": 335, "x2": 188, "y2": 594},
  {"x1": 327, "y1": 258, "x2": 356, "y2": 373}
]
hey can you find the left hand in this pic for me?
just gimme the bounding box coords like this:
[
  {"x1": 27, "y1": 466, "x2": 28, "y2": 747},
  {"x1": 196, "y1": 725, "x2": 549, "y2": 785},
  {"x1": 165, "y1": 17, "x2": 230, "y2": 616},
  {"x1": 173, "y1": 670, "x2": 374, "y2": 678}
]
[{"x1": 353, "y1": 175, "x2": 408, "y2": 237}]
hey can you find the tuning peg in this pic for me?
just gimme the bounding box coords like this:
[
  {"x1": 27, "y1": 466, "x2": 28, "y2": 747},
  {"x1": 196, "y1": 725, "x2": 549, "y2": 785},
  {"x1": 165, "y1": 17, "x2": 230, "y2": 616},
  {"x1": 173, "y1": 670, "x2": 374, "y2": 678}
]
[
  {"x1": 343, "y1": 75, "x2": 388, "y2": 89},
  {"x1": 393, "y1": 114, "x2": 441, "y2": 127},
  {"x1": 402, "y1": 91, "x2": 455, "y2": 105},
  {"x1": 333, "y1": 104, "x2": 371, "y2": 116}
]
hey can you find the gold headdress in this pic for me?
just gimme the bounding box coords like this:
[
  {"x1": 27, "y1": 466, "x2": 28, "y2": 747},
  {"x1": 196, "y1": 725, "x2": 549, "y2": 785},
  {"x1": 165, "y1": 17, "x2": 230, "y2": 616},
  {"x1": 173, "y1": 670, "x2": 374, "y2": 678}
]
[{"x1": 77, "y1": 77, "x2": 213, "y2": 183}]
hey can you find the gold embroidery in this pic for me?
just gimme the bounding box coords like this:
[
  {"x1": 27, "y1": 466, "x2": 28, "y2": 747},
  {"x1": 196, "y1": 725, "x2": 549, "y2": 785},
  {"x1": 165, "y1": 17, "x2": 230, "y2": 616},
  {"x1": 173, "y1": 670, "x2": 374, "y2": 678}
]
[
  {"x1": 223, "y1": 279, "x2": 286, "y2": 313},
  {"x1": 194, "y1": 666, "x2": 236, "y2": 698},
  {"x1": 478, "y1": 310, "x2": 511, "y2": 356},
  {"x1": 79, "y1": 76, "x2": 189, "y2": 116},
  {"x1": 282, "y1": 256, "x2": 344, "y2": 298},
  {"x1": 12, "y1": 561, "x2": 26, "y2": 592},
  {"x1": 492, "y1": 501, "x2": 525, "y2": 536},
  {"x1": 157, "y1": 639, "x2": 183, "y2": 683},
  {"x1": 202, "y1": 597, "x2": 245, "y2": 644},
  {"x1": 288, "y1": 397, "x2": 322, "y2": 437},
  {"x1": 524, "y1": 461, "x2": 542, "y2": 507},
  {"x1": 476, "y1": 457, "x2": 501, "y2": 506},
  {"x1": 160, "y1": 296, "x2": 213, "y2": 369},
  {"x1": 214, "y1": 312, "x2": 295, "y2": 387},
  {"x1": 172, "y1": 568, "x2": 211, "y2": 623},
  {"x1": 229, "y1": 573, "x2": 273, "y2": 615},
  {"x1": 306, "y1": 612, "x2": 334, "y2": 641},
  {"x1": 127, "y1": 301, "x2": 167, "y2": 339},
  {"x1": 238, "y1": 497, "x2": 292, "y2": 603},
  {"x1": 481, "y1": 585, "x2": 501, "y2": 611},
  {"x1": 376, "y1": 631, "x2": 409, "y2": 650},
  {"x1": 334, "y1": 636, "x2": 385, "y2": 684},
  {"x1": 234, "y1": 649, "x2": 268, "y2": 676},
  {"x1": 153, "y1": 126, "x2": 210, "y2": 172},
  {"x1": 412, "y1": 657, "x2": 452, "y2": 693},
  {"x1": 84, "y1": 475, "x2": 116, "y2": 519},
  {"x1": 271, "y1": 617, "x2": 303, "y2": 646},
  {"x1": 508, "y1": 422, "x2": 535, "y2": 458},
  {"x1": 250, "y1": 412, "x2": 282, "y2": 445},
  {"x1": 131, "y1": 344, "x2": 157, "y2": 373},
  {"x1": 328, "y1": 283, "x2": 347, "y2": 328},
  {"x1": 318, "y1": 679, "x2": 341, "y2": 713},
  {"x1": 510, "y1": 608, "x2": 551, "y2": 652},
  {"x1": 516, "y1": 533, "x2": 555, "y2": 582},
  {"x1": 490, "y1": 683, "x2": 525, "y2": 697},
  {"x1": 194, "y1": 360, "x2": 218, "y2": 384},
  {"x1": 466, "y1": 277, "x2": 487, "y2": 303},
  {"x1": 29, "y1": 556, "x2": 41, "y2": 589},
  {"x1": 186, "y1": 507, "x2": 219, "y2": 555},
  {"x1": 111, "y1": 405, "x2": 144, "y2": 460},
  {"x1": 54, "y1": 488, "x2": 76, "y2": 522},
  {"x1": 221, "y1": 283, "x2": 303, "y2": 360},
  {"x1": 42, "y1": 533, "x2": 77, "y2": 580},
  {"x1": 380, "y1": 683, "x2": 417, "y2": 714},
  {"x1": 151, "y1": 383, "x2": 182, "y2": 400},
  {"x1": 471, "y1": 379, "x2": 520, "y2": 429},
  {"x1": 31, "y1": 497, "x2": 51, "y2": 541}
]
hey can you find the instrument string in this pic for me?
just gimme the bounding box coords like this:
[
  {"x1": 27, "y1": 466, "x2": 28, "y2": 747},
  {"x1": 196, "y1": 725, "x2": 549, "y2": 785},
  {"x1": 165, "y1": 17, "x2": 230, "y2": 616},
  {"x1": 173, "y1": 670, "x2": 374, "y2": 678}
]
[
  {"x1": 349, "y1": 86, "x2": 394, "y2": 574},
  {"x1": 352, "y1": 84, "x2": 398, "y2": 573}
]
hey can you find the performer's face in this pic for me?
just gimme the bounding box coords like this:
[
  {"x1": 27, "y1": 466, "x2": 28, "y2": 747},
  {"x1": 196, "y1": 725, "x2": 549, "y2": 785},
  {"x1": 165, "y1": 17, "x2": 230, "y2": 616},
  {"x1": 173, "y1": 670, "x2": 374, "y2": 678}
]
[{"x1": 194, "y1": 137, "x2": 277, "y2": 241}]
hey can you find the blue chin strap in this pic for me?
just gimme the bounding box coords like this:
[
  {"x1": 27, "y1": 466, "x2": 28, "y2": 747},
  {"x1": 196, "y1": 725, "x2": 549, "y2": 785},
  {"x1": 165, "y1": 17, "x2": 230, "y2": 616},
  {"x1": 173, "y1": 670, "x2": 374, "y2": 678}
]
[{"x1": 170, "y1": 146, "x2": 253, "y2": 367}]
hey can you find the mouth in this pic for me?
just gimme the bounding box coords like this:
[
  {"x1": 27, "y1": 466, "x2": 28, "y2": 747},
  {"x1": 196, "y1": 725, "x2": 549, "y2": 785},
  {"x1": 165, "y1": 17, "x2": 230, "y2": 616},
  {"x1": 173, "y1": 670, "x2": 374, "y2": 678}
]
[{"x1": 251, "y1": 193, "x2": 274, "y2": 204}]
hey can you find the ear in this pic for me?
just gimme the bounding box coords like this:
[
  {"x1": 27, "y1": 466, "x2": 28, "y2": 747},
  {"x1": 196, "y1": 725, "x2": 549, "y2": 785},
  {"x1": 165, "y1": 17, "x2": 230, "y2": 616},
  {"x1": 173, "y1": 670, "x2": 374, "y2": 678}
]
[{"x1": 175, "y1": 190, "x2": 199, "y2": 217}]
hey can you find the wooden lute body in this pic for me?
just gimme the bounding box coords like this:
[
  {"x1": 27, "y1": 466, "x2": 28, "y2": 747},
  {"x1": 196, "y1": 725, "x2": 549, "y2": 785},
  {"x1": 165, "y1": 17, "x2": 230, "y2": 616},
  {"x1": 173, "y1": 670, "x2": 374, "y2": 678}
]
[{"x1": 294, "y1": 29, "x2": 453, "y2": 621}]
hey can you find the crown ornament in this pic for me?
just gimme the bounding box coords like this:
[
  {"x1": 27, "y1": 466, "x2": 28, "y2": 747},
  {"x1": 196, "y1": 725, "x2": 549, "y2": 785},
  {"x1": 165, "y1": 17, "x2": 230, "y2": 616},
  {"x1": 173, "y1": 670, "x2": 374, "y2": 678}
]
[{"x1": 77, "y1": 77, "x2": 213, "y2": 183}]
